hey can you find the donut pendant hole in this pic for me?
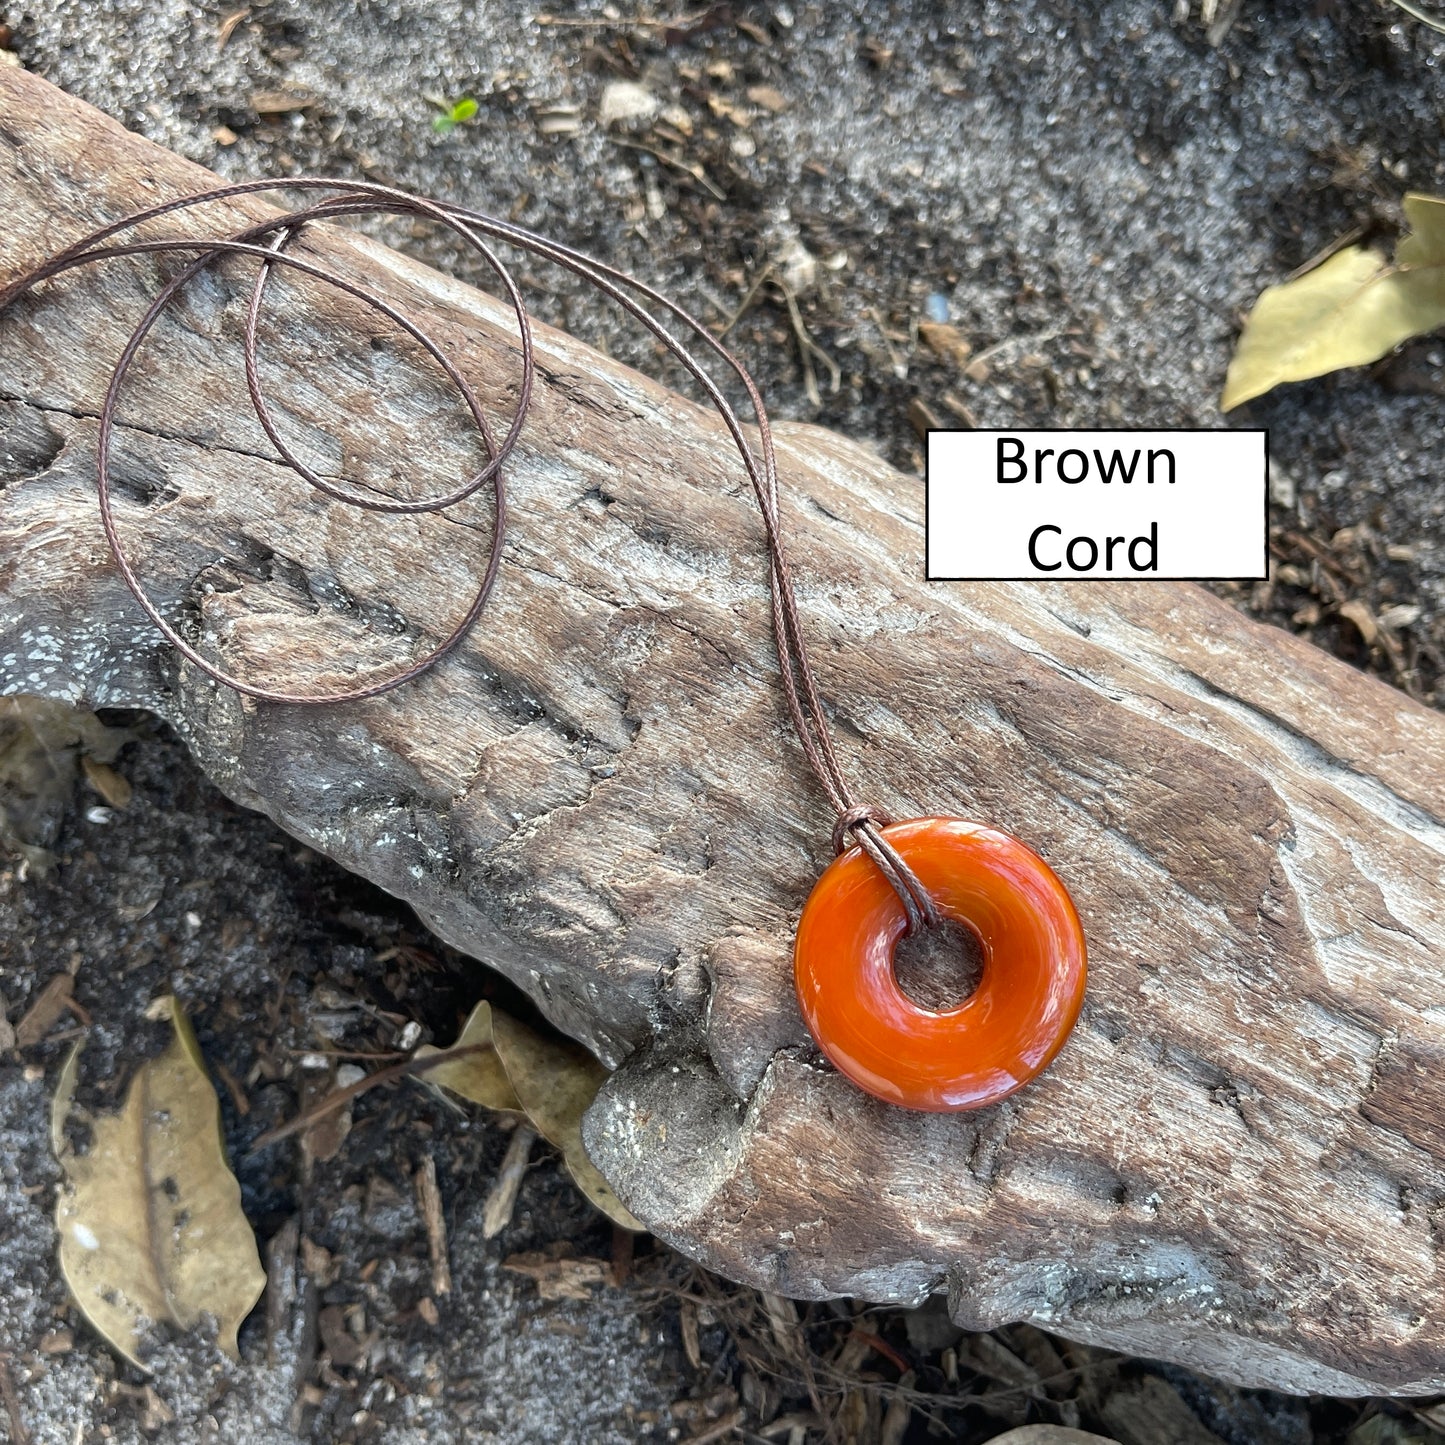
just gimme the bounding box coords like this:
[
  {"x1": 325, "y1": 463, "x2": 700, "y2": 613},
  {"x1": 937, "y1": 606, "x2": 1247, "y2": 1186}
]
[{"x1": 892, "y1": 916, "x2": 985, "y2": 1013}]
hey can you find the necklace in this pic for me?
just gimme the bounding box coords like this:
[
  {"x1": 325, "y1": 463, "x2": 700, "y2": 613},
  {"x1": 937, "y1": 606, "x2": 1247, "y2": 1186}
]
[{"x1": 0, "y1": 180, "x2": 1087, "y2": 1112}]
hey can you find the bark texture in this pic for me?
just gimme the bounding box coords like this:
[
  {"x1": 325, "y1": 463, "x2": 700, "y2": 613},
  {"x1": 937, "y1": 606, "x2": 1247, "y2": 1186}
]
[{"x1": 3, "y1": 68, "x2": 1445, "y2": 1395}]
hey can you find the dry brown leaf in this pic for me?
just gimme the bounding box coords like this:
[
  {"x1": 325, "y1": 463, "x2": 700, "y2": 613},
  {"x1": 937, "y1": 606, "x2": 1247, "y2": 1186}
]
[
  {"x1": 490, "y1": 1010, "x2": 644, "y2": 1231},
  {"x1": 16, "y1": 973, "x2": 75, "y2": 1048},
  {"x1": 1222, "y1": 193, "x2": 1445, "y2": 411},
  {"x1": 0, "y1": 697, "x2": 137, "y2": 872},
  {"x1": 414, "y1": 1001, "x2": 522, "y2": 1112},
  {"x1": 53, "y1": 996, "x2": 265, "y2": 1369},
  {"x1": 81, "y1": 755, "x2": 132, "y2": 810}
]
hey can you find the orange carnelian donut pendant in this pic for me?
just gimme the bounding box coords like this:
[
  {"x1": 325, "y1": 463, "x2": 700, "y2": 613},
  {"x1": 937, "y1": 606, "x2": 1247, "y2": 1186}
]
[{"x1": 794, "y1": 817, "x2": 1087, "y2": 1112}]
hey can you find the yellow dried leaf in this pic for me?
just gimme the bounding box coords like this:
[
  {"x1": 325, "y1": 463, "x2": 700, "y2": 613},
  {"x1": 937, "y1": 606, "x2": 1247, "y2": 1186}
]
[
  {"x1": 52, "y1": 997, "x2": 264, "y2": 1369},
  {"x1": 491, "y1": 1011, "x2": 643, "y2": 1231},
  {"x1": 490, "y1": 1010, "x2": 606, "y2": 1151},
  {"x1": 414, "y1": 1001, "x2": 523, "y2": 1112},
  {"x1": 564, "y1": 1152, "x2": 644, "y2": 1232},
  {"x1": 1222, "y1": 193, "x2": 1445, "y2": 411},
  {"x1": 410, "y1": 1002, "x2": 642, "y2": 1230}
]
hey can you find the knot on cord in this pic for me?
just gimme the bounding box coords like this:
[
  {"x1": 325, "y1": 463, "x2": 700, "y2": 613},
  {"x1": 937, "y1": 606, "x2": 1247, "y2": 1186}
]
[
  {"x1": 831, "y1": 805, "x2": 941, "y2": 936},
  {"x1": 830, "y1": 804, "x2": 894, "y2": 857}
]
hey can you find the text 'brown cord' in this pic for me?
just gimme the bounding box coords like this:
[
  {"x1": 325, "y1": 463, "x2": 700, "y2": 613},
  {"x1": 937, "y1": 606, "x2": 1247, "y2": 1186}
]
[{"x1": 0, "y1": 178, "x2": 938, "y2": 932}]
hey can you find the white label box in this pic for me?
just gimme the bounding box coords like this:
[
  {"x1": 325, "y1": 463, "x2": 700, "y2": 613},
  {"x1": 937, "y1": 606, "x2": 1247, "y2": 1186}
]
[{"x1": 926, "y1": 429, "x2": 1268, "y2": 581}]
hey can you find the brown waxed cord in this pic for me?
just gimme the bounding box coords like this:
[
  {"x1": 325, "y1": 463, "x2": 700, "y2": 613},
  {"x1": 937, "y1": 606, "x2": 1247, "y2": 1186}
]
[{"x1": 0, "y1": 179, "x2": 940, "y2": 932}]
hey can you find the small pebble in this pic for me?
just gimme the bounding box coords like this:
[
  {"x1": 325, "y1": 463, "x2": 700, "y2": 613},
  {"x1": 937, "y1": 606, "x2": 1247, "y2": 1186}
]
[{"x1": 925, "y1": 292, "x2": 951, "y2": 323}]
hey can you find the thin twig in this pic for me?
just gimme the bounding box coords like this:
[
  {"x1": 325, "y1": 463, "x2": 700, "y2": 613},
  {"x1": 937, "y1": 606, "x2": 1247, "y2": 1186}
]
[
  {"x1": 0, "y1": 1352, "x2": 30, "y2": 1445},
  {"x1": 718, "y1": 262, "x2": 776, "y2": 339},
  {"x1": 610, "y1": 137, "x2": 726, "y2": 200},
  {"x1": 778, "y1": 281, "x2": 840, "y2": 406},
  {"x1": 249, "y1": 1045, "x2": 484, "y2": 1151},
  {"x1": 1281, "y1": 225, "x2": 1367, "y2": 284},
  {"x1": 866, "y1": 306, "x2": 908, "y2": 380},
  {"x1": 968, "y1": 324, "x2": 1071, "y2": 373}
]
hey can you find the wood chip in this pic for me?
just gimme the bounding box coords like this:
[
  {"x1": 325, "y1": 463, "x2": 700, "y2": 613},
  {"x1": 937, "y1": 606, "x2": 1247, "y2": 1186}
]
[
  {"x1": 502, "y1": 1249, "x2": 608, "y2": 1301},
  {"x1": 112, "y1": 1383, "x2": 175, "y2": 1433},
  {"x1": 919, "y1": 320, "x2": 973, "y2": 367},
  {"x1": 265, "y1": 1216, "x2": 300, "y2": 1364},
  {"x1": 217, "y1": 7, "x2": 249, "y2": 49},
  {"x1": 1378, "y1": 602, "x2": 1422, "y2": 632},
  {"x1": 482, "y1": 1120, "x2": 535, "y2": 1238},
  {"x1": 250, "y1": 90, "x2": 312, "y2": 115},
  {"x1": 414, "y1": 1154, "x2": 452, "y2": 1297},
  {"x1": 299, "y1": 1067, "x2": 351, "y2": 1167},
  {"x1": 957, "y1": 1331, "x2": 1044, "y2": 1393},
  {"x1": 1099, "y1": 1376, "x2": 1225, "y2": 1445},
  {"x1": 299, "y1": 1235, "x2": 337, "y2": 1287},
  {"x1": 1338, "y1": 598, "x2": 1379, "y2": 647},
  {"x1": 680, "y1": 1299, "x2": 702, "y2": 1370},
  {"x1": 760, "y1": 1291, "x2": 802, "y2": 1361},
  {"x1": 745, "y1": 84, "x2": 788, "y2": 113},
  {"x1": 880, "y1": 1369, "x2": 914, "y2": 1445},
  {"x1": 941, "y1": 392, "x2": 978, "y2": 427},
  {"x1": 684, "y1": 1410, "x2": 745, "y2": 1445},
  {"x1": 318, "y1": 1304, "x2": 365, "y2": 1368}
]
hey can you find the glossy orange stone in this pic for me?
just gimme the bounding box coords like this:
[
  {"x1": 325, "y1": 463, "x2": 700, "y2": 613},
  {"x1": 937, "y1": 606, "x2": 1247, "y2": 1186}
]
[{"x1": 794, "y1": 817, "x2": 1087, "y2": 1112}]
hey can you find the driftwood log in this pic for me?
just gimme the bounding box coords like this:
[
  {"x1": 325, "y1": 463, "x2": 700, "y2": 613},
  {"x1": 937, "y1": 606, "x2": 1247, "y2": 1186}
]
[{"x1": 4, "y1": 67, "x2": 1445, "y2": 1397}]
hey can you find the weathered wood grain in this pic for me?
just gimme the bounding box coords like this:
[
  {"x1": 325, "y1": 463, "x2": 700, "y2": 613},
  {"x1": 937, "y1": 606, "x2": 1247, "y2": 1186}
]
[{"x1": 3, "y1": 67, "x2": 1445, "y2": 1395}]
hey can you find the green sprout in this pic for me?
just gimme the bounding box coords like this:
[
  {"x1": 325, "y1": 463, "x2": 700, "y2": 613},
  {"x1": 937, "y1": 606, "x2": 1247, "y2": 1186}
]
[{"x1": 432, "y1": 96, "x2": 479, "y2": 136}]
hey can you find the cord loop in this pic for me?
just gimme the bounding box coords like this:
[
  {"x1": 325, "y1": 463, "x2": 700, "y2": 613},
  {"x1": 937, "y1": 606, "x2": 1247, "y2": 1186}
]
[{"x1": 0, "y1": 178, "x2": 938, "y2": 926}]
